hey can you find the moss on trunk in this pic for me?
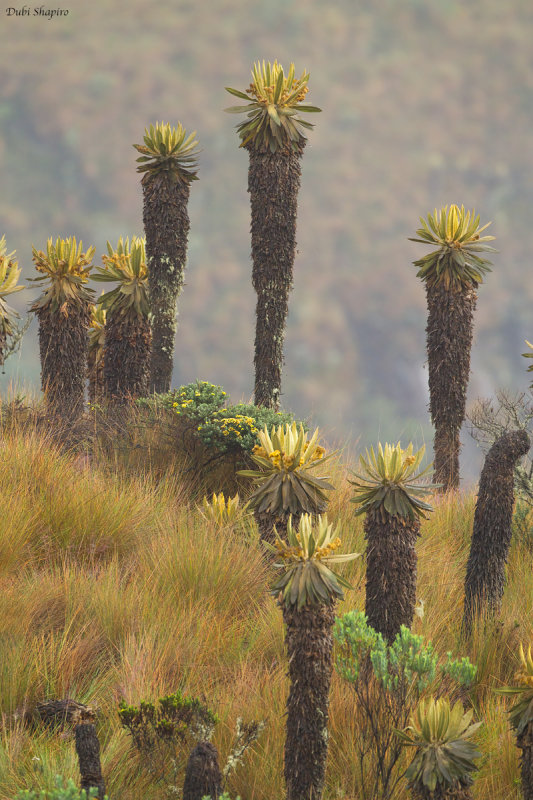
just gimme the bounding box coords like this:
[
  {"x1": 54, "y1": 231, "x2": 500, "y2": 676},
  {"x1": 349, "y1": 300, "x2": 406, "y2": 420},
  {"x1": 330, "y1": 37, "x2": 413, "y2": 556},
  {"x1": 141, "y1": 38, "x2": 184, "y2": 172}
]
[
  {"x1": 462, "y1": 429, "x2": 530, "y2": 634},
  {"x1": 247, "y1": 141, "x2": 304, "y2": 410},
  {"x1": 142, "y1": 173, "x2": 191, "y2": 394},
  {"x1": 35, "y1": 301, "x2": 91, "y2": 420},
  {"x1": 282, "y1": 599, "x2": 336, "y2": 800},
  {"x1": 425, "y1": 283, "x2": 477, "y2": 491},
  {"x1": 364, "y1": 509, "x2": 420, "y2": 645}
]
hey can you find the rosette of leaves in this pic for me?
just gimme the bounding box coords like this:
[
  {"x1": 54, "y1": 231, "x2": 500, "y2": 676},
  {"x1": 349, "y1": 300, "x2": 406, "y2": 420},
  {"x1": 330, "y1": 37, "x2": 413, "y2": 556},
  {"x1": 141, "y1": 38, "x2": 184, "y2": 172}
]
[
  {"x1": 0, "y1": 236, "x2": 25, "y2": 366},
  {"x1": 29, "y1": 236, "x2": 95, "y2": 419},
  {"x1": 133, "y1": 122, "x2": 200, "y2": 394},
  {"x1": 410, "y1": 205, "x2": 495, "y2": 491},
  {"x1": 396, "y1": 697, "x2": 482, "y2": 799},
  {"x1": 199, "y1": 492, "x2": 253, "y2": 538},
  {"x1": 225, "y1": 60, "x2": 321, "y2": 153},
  {"x1": 226, "y1": 61, "x2": 320, "y2": 410},
  {"x1": 87, "y1": 298, "x2": 106, "y2": 406},
  {"x1": 238, "y1": 422, "x2": 335, "y2": 546},
  {"x1": 93, "y1": 237, "x2": 151, "y2": 403},
  {"x1": 350, "y1": 442, "x2": 437, "y2": 644},
  {"x1": 266, "y1": 513, "x2": 359, "y2": 610},
  {"x1": 497, "y1": 643, "x2": 533, "y2": 798},
  {"x1": 268, "y1": 514, "x2": 358, "y2": 800}
]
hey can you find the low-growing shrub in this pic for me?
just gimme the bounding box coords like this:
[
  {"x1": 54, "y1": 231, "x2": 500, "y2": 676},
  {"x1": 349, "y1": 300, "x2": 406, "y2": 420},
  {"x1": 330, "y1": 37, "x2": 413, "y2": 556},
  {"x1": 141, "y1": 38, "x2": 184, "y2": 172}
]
[{"x1": 13, "y1": 776, "x2": 104, "y2": 800}]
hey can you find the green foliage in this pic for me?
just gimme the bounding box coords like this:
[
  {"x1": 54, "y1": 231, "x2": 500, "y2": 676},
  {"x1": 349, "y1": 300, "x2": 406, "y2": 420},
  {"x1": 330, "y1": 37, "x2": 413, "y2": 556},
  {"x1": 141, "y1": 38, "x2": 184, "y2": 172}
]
[
  {"x1": 496, "y1": 643, "x2": 533, "y2": 736},
  {"x1": 0, "y1": 235, "x2": 24, "y2": 338},
  {"x1": 13, "y1": 776, "x2": 104, "y2": 800},
  {"x1": 29, "y1": 237, "x2": 95, "y2": 313},
  {"x1": 349, "y1": 441, "x2": 436, "y2": 522},
  {"x1": 334, "y1": 611, "x2": 477, "y2": 693},
  {"x1": 333, "y1": 611, "x2": 477, "y2": 800},
  {"x1": 225, "y1": 60, "x2": 321, "y2": 152},
  {"x1": 396, "y1": 697, "x2": 482, "y2": 793},
  {"x1": 118, "y1": 691, "x2": 219, "y2": 785},
  {"x1": 265, "y1": 514, "x2": 359, "y2": 609},
  {"x1": 134, "y1": 121, "x2": 199, "y2": 184},
  {"x1": 409, "y1": 204, "x2": 496, "y2": 291},
  {"x1": 93, "y1": 237, "x2": 150, "y2": 318}
]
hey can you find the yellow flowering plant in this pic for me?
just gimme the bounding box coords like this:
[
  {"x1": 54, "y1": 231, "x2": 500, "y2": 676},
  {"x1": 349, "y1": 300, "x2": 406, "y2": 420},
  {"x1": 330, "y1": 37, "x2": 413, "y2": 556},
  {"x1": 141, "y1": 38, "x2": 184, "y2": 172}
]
[
  {"x1": 266, "y1": 514, "x2": 359, "y2": 609},
  {"x1": 496, "y1": 643, "x2": 533, "y2": 735}
]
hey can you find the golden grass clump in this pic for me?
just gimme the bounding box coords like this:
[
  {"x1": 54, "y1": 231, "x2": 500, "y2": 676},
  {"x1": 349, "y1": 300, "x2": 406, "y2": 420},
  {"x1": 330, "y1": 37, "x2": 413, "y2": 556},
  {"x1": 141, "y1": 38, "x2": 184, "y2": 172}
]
[{"x1": 0, "y1": 411, "x2": 532, "y2": 799}]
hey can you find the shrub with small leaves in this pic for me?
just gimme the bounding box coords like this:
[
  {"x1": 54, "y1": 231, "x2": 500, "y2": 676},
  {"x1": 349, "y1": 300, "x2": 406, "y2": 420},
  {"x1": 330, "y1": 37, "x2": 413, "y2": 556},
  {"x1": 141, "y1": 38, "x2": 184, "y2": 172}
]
[
  {"x1": 118, "y1": 691, "x2": 219, "y2": 786},
  {"x1": 333, "y1": 611, "x2": 477, "y2": 800},
  {"x1": 13, "y1": 776, "x2": 105, "y2": 800}
]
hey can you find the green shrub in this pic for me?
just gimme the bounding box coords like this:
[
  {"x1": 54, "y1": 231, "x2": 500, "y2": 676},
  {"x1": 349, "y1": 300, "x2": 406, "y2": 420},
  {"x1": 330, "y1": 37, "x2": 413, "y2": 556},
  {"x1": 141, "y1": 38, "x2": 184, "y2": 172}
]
[
  {"x1": 333, "y1": 611, "x2": 477, "y2": 800},
  {"x1": 13, "y1": 776, "x2": 104, "y2": 800}
]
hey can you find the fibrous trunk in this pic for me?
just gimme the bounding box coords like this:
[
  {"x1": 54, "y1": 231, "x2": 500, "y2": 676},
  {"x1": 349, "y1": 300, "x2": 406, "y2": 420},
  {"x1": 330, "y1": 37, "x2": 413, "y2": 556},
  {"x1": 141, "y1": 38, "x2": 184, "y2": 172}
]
[
  {"x1": 247, "y1": 141, "x2": 304, "y2": 410},
  {"x1": 462, "y1": 429, "x2": 530, "y2": 634},
  {"x1": 282, "y1": 600, "x2": 336, "y2": 800},
  {"x1": 182, "y1": 740, "x2": 223, "y2": 800},
  {"x1": 103, "y1": 312, "x2": 151, "y2": 404},
  {"x1": 410, "y1": 779, "x2": 474, "y2": 799},
  {"x1": 254, "y1": 509, "x2": 297, "y2": 549},
  {"x1": 518, "y1": 721, "x2": 533, "y2": 800},
  {"x1": 36, "y1": 302, "x2": 91, "y2": 420},
  {"x1": 88, "y1": 347, "x2": 104, "y2": 406},
  {"x1": 142, "y1": 174, "x2": 191, "y2": 394},
  {"x1": 364, "y1": 509, "x2": 420, "y2": 644},
  {"x1": 425, "y1": 283, "x2": 477, "y2": 491},
  {"x1": 75, "y1": 722, "x2": 106, "y2": 800}
]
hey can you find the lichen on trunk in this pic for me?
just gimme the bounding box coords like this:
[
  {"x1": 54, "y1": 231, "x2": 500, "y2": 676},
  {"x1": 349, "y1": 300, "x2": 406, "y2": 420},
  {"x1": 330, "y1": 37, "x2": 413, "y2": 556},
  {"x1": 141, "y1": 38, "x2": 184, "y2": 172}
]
[
  {"x1": 142, "y1": 174, "x2": 191, "y2": 394},
  {"x1": 425, "y1": 282, "x2": 477, "y2": 491},
  {"x1": 247, "y1": 140, "x2": 304, "y2": 410}
]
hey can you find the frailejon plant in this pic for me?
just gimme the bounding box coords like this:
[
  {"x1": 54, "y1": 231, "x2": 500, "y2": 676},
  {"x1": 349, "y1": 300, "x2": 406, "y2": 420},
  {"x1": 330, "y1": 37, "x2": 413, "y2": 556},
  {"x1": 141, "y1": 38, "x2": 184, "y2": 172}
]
[
  {"x1": 134, "y1": 122, "x2": 199, "y2": 394},
  {"x1": 410, "y1": 205, "x2": 496, "y2": 490},
  {"x1": 238, "y1": 422, "x2": 334, "y2": 546},
  {"x1": 462, "y1": 429, "x2": 530, "y2": 635},
  {"x1": 0, "y1": 235, "x2": 25, "y2": 368},
  {"x1": 87, "y1": 300, "x2": 106, "y2": 406},
  {"x1": 29, "y1": 237, "x2": 95, "y2": 420},
  {"x1": 334, "y1": 611, "x2": 477, "y2": 800},
  {"x1": 349, "y1": 442, "x2": 436, "y2": 644},
  {"x1": 267, "y1": 514, "x2": 359, "y2": 800},
  {"x1": 226, "y1": 60, "x2": 321, "y2": 410},
  {"x1": 199, "y1": 492, "x2": 254, "y2": 539},
  {"x1": 497, "y1": 643, "x2": 533, "y2": 800},
  {"x1": 395, "y1": 697, "x2": 482, "y2": 800},
  {"x1": 93, "y1": 237, "x2": 151, "y2": 404}
]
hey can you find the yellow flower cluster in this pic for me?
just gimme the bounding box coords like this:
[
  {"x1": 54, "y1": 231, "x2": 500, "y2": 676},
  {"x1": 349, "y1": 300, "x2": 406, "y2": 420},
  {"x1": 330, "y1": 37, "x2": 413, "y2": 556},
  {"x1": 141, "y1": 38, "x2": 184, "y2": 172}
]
[
  {"x1": 218, "y1": 415, "x2": 258, "y2": 438},
  {"x1": 252, "y1": 443, "x2": 326, "y2": 470},
  {"x1": 314, "y1": 537, "x2": 342, "y2": 559},
  {"x1": 275, "y1": 534, "x2": 342, "y2": 562}
]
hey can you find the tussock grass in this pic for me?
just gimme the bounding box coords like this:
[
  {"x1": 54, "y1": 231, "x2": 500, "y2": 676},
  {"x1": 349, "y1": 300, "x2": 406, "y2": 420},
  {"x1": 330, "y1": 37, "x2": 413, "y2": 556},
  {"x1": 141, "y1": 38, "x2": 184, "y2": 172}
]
[{"x1": 0, "y1": 415, "x2": 532, "y2": 799}]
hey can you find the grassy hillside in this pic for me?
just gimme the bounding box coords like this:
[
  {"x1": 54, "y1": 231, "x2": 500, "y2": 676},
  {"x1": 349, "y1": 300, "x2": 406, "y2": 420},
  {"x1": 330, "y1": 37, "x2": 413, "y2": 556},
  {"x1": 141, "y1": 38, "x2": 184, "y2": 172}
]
[
  {"x1": 2, "y1": 0, "x2": 533, "y2": 480},
  {"x1": 0, "y1": 410, "x2": 532, "y2": 799}
]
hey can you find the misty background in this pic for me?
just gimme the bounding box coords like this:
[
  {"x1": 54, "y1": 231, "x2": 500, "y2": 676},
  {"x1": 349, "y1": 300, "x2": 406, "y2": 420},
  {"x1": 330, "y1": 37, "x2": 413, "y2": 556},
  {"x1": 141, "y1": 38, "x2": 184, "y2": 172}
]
[{"x1": 2, "y1": 0, "x2": 532, "y2": 484}]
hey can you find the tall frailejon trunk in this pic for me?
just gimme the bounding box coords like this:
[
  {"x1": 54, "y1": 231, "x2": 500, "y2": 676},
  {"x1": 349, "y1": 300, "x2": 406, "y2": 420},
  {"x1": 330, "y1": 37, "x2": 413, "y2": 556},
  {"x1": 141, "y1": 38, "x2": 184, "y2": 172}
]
[
  {"x1": 75, "y1": 722, "x2": 106, "y2": 800},
  {"x1": 143, "y1": 174, "x2": 191, "y2": 394},
  {"x1": 463, "y1": 429, "x2": 530, "y2": 634},
  {"x1": 104, "y1": 312, "x2": 151, "y2": 404},
  {"x1": 247, "y1": 141, "x2": 305, "y2": 410},
  {"x1": 426, "y1": 283, "x2": 477, "y2": 491},
  {"x1": 182, "y1": 740, "x2": 223, "y2": 800},
  {"x1": 282, "y1": 600, "x2": 336, "y2": 800},
  {"x1": 518, "y1": 722, "x2": 533, "y2": 800},
  {"x1": 364, "y1": 509, "x2": 420, "y2": 645},
  {"x1": 36, "y1": 302, "x2": 91, "y2": 420}
]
